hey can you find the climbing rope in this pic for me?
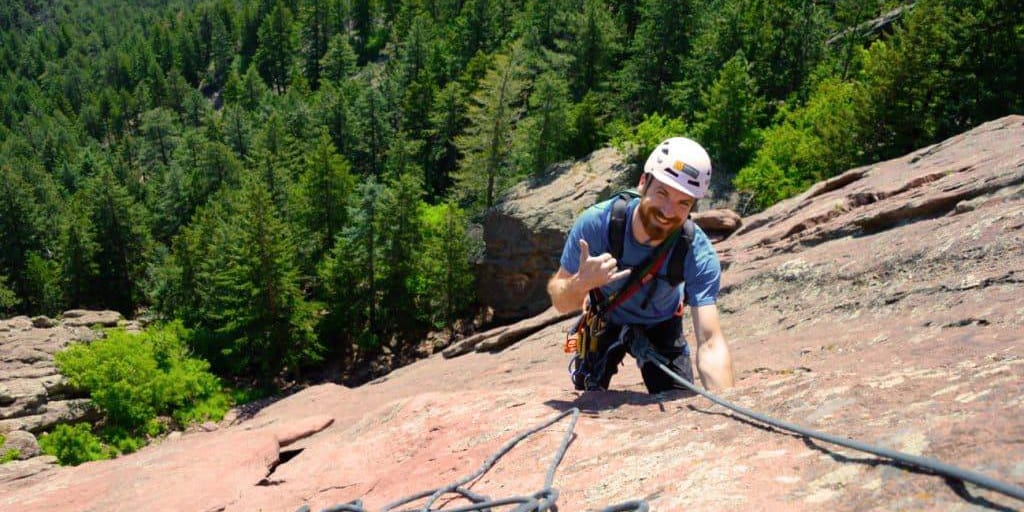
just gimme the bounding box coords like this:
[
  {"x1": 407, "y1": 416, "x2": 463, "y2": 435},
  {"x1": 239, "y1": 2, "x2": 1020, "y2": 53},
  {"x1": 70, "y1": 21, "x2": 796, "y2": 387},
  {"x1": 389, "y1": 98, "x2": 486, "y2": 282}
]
[
  {"x1": 296, "y1": 407, "x2": 647, "y2": 512},
  {"x1": 298, "y1": 329, "x2": 1024, "y2": 511}
]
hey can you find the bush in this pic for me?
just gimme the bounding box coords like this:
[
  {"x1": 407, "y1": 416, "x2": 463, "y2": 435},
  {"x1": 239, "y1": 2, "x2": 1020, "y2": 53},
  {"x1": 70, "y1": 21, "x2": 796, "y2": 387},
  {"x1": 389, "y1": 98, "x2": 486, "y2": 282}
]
[
  {"x1": 38, "y1": 423, "x2": 114, "y2": 466},
  {"x1": 0, "y1": 433, "x2": 22, "y2": 463},
  {"x1": 54, "y1": 321, "x2": 230, "y2": 433},
  {"x1": 606, "y1": 113, "x2": 693, "y2": 178},
  {"x1": 734, "y1": 78, "x2": 864, "y2": 211}
]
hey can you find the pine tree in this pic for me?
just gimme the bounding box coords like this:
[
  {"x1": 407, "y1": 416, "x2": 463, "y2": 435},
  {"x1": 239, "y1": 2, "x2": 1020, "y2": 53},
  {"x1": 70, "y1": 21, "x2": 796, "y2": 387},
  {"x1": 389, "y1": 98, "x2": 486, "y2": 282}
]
[
  {"x1": 60, "y1": 197, "x2": 100, "y2": 309},
  {"x1": 695, "y1": 51, "x2": 764, "y2": 175},
  {"x1": 350, "y1": 74, "x2": 390, "y2": 176},
  {"x1": 427, "y1": 81, "x2": 467, "y2": 199},
  {"x1": 319, "y1": 178, "x2": 384, "y2": 351},
  {"x1": 619, "y1": 0, "x2": 695, "y2": 116},
  {"x1": 0, "y1": 165, "x2": 45, "y2": 308},
  {"x1": 299, "y1": 133, "x2": 355, "y2": 267},
  {"x1": 378, "y1": 167, "x2": 425, "y2": 336},
  {"x1": 416, "y1": 201, "x2": 476, "y2": 329},
  {"x1": 316, "y1": 80, "x2": 354, "y2": 155},
  {"x1": 139, "y1": 108, "x2": 179, "y2": 171},
  {"x1": 81, "y1": 169, "x2": 152, "y2": 315},
  {"x1": 299, "y1": 0, "x2": 332, "y2": 89},
  {"x1": 200, "y1": 175, "x2": 320, "y2": 380},
  {"x1": 319, "y1": 34, "x2": 357, "y2": 84},
  {"x1": 222, "y1": 105, "x2": 252, "y2": 159},
  {"x1": 207, "y1": 11, "x2": 234, "y2": 88},
  {"x1": 454, "y1": 46, "x2": 526, "y2": 212},
  {"x1": 255, "y1": 1, "x2": 295, "y2": 93},
  {"x1": 515, "y1": 72, "x2": 572, "y2": 176},
  {"x1": 565, "y1": 0, "x2": 621, "y2": 99},
  {"x1": 239, "y1": 65, "x2": 269, "y2": 111}
]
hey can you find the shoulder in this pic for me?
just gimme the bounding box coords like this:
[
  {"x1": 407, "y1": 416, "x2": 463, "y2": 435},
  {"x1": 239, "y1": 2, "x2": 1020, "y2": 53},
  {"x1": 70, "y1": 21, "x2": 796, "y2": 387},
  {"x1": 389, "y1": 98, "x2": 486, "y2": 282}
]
[
  {"x1": 573, "y1": 197, "x2": 616, "y2": 234},
  {"x1": 685, "y1": 223, "x2": 721, "y2": 273}
]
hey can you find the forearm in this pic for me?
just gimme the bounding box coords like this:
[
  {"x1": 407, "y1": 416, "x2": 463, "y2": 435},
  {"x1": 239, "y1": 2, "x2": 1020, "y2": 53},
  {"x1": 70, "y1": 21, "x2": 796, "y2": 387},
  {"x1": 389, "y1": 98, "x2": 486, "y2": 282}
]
[
  {"x1": 547, "y1": 274, "x2": 589, "y2": 314},
  {"x1": 695, "y1": 333, "x2": 735, "y2": 390}
]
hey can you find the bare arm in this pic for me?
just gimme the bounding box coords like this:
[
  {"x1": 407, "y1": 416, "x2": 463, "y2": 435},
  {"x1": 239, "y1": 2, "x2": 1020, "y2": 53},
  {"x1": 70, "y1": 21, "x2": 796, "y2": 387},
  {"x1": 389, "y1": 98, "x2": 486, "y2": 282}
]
[
  {"x1": 547, "y1": 239, "x2": 631, "y2": 314},
  {"x1": 547, "y1": 267, "x2": 588, "y2": 314},
  {"x1": 691, "y1": 304, "x2": 735, "y2": 390}
]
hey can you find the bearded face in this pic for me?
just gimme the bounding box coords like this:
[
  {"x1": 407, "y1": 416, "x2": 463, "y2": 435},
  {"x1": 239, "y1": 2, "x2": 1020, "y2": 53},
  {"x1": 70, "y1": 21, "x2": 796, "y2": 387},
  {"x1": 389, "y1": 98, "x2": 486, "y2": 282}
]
[{"x1": 636, "y1": 177, "x2": 695, "y2": 242}]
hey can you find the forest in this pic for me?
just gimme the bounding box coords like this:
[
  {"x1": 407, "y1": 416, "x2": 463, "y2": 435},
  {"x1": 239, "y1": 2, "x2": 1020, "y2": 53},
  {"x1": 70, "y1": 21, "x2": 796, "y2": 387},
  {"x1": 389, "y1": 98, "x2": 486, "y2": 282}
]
[{"x1": 1, "y1": 0, "x2": 1022, "y2": 389}]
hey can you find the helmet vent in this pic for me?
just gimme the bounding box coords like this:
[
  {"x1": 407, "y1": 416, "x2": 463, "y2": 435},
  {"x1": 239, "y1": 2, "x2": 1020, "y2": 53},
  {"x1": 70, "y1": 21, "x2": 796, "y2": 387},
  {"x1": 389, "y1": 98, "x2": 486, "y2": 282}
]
[
  {"x1": 664, "y1": 167, "x2": 678, "y2": 177},
  {"x1": 687, "y1": 180, "x2": 700, "y2": 187}
]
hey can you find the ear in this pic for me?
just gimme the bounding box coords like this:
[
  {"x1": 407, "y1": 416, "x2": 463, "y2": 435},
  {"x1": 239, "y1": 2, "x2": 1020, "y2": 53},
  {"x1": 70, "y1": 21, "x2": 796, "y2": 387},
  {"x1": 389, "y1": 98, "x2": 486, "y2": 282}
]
[{"x1": 637, "y1": 173, "x2": 649, "y2": 193}]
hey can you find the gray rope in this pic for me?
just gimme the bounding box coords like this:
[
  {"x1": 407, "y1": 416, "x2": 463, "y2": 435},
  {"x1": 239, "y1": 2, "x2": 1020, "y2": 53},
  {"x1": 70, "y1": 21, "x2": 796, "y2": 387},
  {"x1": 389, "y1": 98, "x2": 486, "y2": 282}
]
[
  {"x1": 626, "y1": 328, "x2": 1024, "y2": 504},
  {"x1": 297, "y1": 407, "x2": 646, "y2": 512}
]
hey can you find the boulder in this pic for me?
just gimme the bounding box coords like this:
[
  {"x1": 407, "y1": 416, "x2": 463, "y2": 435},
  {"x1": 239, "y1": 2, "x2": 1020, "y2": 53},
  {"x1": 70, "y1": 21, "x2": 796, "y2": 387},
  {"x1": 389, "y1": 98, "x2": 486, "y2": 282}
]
[
  {"x1": 59, "y1": 310, "x2": 123, "y2": 328},
  {"x1": 1, "y1": 430, "x2": 40, "y2": 459},
  {"x1": 692, "y1": 209, "x2": 743, "y2": 242},
  {"x1": 478, "y1": 148, "x2": 634, "y2": 321},
  {"x1": 30, "y1": 317, "x2": 56, "y2": 329}
]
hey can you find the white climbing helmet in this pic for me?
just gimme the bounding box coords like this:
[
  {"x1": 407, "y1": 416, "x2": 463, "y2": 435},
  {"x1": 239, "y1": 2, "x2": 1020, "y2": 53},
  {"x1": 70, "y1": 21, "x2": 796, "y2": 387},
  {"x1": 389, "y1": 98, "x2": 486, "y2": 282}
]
[{"x1": 643, "y1": 137, "x2": 713, "y2": 199}]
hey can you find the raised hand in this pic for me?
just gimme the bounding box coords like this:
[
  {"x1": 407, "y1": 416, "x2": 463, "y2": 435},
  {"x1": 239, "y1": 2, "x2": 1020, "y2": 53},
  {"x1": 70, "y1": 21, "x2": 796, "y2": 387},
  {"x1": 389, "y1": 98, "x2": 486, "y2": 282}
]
[{"x1": 576, "y1": 238, "x2": 631, "y2": 290}]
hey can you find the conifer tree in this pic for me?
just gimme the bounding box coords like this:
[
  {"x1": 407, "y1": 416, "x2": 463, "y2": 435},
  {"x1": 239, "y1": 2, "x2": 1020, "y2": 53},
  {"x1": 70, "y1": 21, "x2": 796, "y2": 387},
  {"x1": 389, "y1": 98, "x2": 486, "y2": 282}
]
[
  {"x1": 239, "y1": 65, "x2": 269, "y2": 111},
  {"x1": 695, "y1": 51, "x2": 764, "y2": 175},
  {"x1": 60, "y1": 197, "x2": 101, "y2": 309},
  {"x1": 619, "y1": 0, "x2": 695, "y2": 116},
  {"x1": 320, "y1": 34, "x2": 358, "y2": 84},
  {"x1": 299, "y1": 133, "x2": 355, "y2": 267},
  {"x1": 139, "y1": 108, "x2": 179, "y2": 171},
  {"x1": 565, "y1": 0, "x2": 621, "y2": 99},
  {"x1": 255, "y1": 1, "x2": 294, "y2": 93},
  {"x1": 299, "y1": 0, "x2": 331, "y2": 89},
  {"x1": 416, "y1": 201, "x2": 475, "y2": 329},
  {"x1": 319, "y1": 178, "x2": 384, "y2": 351},
  {"x1": 427, "y1": 81, "x2": 467, "y2": 199},
  {"x1": 454, "y1": 46, "x2": 525, "y2": 212},
  {"x1": 515, "y1": 72, "x2": 572, "y2": 176},
  {"x1": 81, "y1": 169, "x2": 152, "y2": 315},
  {"x1": 207, "y1": 11, "x2": 234, "y2": 88},
  {"x1": 200, "y1": 175, "x2": 319, "y2": 380}
]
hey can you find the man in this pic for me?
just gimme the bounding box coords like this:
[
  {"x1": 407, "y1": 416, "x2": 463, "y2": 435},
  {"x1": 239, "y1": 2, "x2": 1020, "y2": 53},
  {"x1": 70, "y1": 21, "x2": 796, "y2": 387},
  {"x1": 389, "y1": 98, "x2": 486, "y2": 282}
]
[{"x1": 547, "y1": 137, "x2": 734, "y2": 393}]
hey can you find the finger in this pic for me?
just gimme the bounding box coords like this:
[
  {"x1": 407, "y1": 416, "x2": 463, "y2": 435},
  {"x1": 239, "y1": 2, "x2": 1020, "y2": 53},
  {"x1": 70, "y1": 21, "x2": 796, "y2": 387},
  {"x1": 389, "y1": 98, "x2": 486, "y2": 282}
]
[
  {"x1": 608, "y1": 268, "x2": 631, "y2": 282},
  {"x1": 578, "y1": 238, "x2": 591, "y2": 260},
  {"x1": 599, "y1": 258, "x2": 618, "y2": 272},
  {"x1": 590, "y1": 252, "x2": 612, "y2": 263}
]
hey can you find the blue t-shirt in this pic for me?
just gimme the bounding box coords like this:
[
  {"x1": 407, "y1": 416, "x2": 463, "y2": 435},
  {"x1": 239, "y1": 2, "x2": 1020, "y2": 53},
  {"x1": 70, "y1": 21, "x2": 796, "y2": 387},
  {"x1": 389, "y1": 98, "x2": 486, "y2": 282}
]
[{"x1": 559, "y1": 197, "x2": 721, "y2": 326}]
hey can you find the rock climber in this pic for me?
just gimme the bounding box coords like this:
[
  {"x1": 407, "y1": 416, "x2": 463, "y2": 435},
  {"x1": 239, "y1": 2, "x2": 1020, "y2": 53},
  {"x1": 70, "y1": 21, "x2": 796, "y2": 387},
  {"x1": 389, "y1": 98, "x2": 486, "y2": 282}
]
[{"x1": 546, "y1": 137, "x2": 735, "y2": 393}]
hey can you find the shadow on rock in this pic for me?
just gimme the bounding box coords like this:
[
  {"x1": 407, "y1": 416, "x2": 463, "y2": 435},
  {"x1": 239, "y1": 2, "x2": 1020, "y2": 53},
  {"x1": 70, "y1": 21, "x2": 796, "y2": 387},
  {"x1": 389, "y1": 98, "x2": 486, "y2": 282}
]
[{"x1": 544, "y1": 389, "x2": 697, "y2": 414}]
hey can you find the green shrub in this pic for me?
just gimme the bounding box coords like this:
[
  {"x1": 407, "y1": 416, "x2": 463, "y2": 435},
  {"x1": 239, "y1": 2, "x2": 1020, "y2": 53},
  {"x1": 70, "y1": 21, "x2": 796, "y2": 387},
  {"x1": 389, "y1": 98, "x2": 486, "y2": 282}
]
[
  {"x1": 38, "y1": 423, "x2": 114, "y2": 466},
  {"x1": 606, "y1": 113, "x2": 693, "y2": 177},
  {"x1": 0, "y1": 433, "x2": 21, "y2": 463},
  {"x1": 734, "y1": 78, "x2": 864, "y2": 211},
  {"x1": 1, "y1": 448, "x2": 20, "y2": 463},
  {"x1": 54, "y1": 321, "x2": 230, "y2": 433}
]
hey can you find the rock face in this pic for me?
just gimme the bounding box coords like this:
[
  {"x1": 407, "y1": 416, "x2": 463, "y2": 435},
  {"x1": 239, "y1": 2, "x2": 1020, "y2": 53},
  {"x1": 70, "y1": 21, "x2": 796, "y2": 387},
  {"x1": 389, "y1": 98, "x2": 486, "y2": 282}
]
[
  {"x1": 478, "y1": 148, "x2": 634, "y2": 321},
  {"x1": 0, "y1": 316, "x2": 103, "y2": 436},
  {"x1": 2, "y1": 117, "x2": 1023, "y2": 511}
]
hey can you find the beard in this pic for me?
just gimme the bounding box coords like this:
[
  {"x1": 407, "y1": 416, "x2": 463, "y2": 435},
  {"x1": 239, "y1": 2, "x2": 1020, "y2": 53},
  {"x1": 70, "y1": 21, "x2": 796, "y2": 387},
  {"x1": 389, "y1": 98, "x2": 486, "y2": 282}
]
[{"x1": 636, "y1": 199, "x2": 685, "y2": 243}]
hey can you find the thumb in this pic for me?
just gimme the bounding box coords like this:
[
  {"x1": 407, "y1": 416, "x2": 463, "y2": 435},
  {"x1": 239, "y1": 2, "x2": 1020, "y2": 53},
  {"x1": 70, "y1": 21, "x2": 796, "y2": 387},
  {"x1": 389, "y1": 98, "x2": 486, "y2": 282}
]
[{"x1": 578, "y1": 238, "x2": 591, "y2": 260}]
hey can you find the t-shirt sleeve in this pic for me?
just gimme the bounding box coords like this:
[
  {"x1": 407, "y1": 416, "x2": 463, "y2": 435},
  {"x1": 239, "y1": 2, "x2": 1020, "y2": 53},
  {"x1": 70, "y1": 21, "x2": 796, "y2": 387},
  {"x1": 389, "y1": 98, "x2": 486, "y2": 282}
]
[
  {"x1": 683, "y1": 233, "x2": 721, "y2": 307},
  {"x1": 559, "y1": 204, "x2": 608, "y2": 274}
]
